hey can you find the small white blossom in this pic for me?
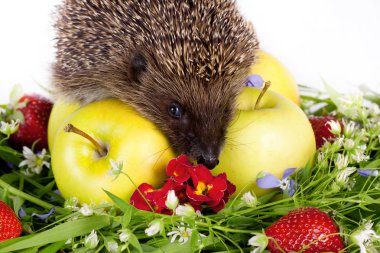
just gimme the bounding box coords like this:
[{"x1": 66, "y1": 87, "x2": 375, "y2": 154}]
[
  {"x1": 165, "y1": 190, "x2": 179, "y2": 210},
  {"x1": 336, "y1": 167, "x2": 356, "y2": 187},
  {"x1": 107, "y1": 159, "x2": 123, "y2": 179},
  {"x1": 167, "y1": 224, "x2": 201, "y2": 245},
  {"x1": 175, "y1": 204, "x2": 196, "y2": 217},
  {"x1": 84, "y1": 230, "x2": 99, "y2": 249},
  {"x1": 119, "y1": 229, "x2": 132, "y2": 243},
  {"x1": 334, "y1": 153, "x2": 349, "y2": 170},
  {"x1": 338, "y1": 94, "x2": 364, "y2": 119},
  {"x1": 106, "y1": 241, "x2": 119, "y2": 253},
  {"x1": 343, "y1": 138, "x2": 356, "y2": 151},
  {"x1": 350, "y1": 150, "x2": 370, "y2": 163},
  {"x1": 64, "y1": 196, "x2": 79, "y2": 211},
  {"x1": 343, "y1": 120, "x2": 357, "y2": 138},
  {"x1": 330, "y1": 137, "x2": 344, "y2": 151},
  {"x1": 0, "y1": 119, "x2": 20, "y2": 135},
  {"x1": 351, "y1": 220, "x2": 380, "y2": 253},
  {"x1": 19, "y1": 147, "x2": 50, "y2": 176},
  {"x1": 367, "y1": 103, "x2": 380, "y2": 117},
  {"x1": 241, "y1": 191, "x2": 259, "y2": 207},
  {"x1": 0, "y1": 107, "x2": 6, "y2": 115},
  {"x1": 248, "y1": 232, "x2": 268, "y2": 253},
  {"x1": 65, "y1": 238, "x2": 73, "y2": 244},
  {"x1": 79, "y1": 204, "x2": 93, "y2": 216},
  {"x1": 145, "y1": 219, "x2": 164, "y2": 236},
  {"x1": 327, "y1": 120, "x2": 342, "y2": 136}
]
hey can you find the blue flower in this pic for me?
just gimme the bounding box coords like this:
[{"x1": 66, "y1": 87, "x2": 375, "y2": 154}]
[
  {"x1": 357, "y1": 169, "x2": 378, "y2": 177},
  {"x1": 256, "y1": 168, "x2": 297, "y2": 196},
  {"x1": 246, "y1": 74, "x2": 264, "y2": 88},
  {"x1": 31, "y1": 208, "x2": 56, "y2": 220},
  {"x1": 18, "y1": 207, "x2": 27, "y2": 218}
]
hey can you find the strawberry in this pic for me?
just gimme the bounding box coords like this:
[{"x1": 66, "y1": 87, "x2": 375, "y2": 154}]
[
  {"x1": 0, "y1": 200, "x2": 22, "y2": 241},
  {"x1": 308, "y1": 116, "x2": 342, "y2": 148},
  {"x1": 265, "y1": 207, "x2": 344, "y2": 253},
  {"x1": 9, "y1": 95, "x2": 53, "y2": 151}
]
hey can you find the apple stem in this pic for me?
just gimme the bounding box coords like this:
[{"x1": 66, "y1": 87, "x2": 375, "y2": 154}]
[
  {"x1": 64, "y1": 123, "x2": 108, "y2": 157},
  {"x1": 254, "y1": 81, "x2": 272, "y2": 110}
]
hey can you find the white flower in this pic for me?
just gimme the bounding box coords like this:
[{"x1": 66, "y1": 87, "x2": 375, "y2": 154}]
[
  {"x1": 343, "y1": 120, "x2": 356, "y2": 138},
  {"x1": 106, "y1": 241, "x2": 119, "y2": 253},
  {"x1": 343, "y1": 138, "x2": 356, "y2": 151},
  {"x1": 19, "y1": 147, "x2": 50, "y2": 176},
  {"x1": 0, "y1": 119, "x2": 20, "y2": 135},
  {"x1": 248, "y1": 232, "x2": 268, "y2": 253},
  {"x1": 175, "y1": 204, "x2": 196, "y2": 217},
  {"x1": 0, "y1": 107, "x2": 6, "y2": 115},
  {"x1": 350, "y1": 149, "x2": 370, "y2": 163},
  {"x1": 241, "y1": 191, "x2": 259, "y2": 207},
  {"x1": 327, "y1": 120, "x2": 342, "y2": 136},
  {"x1": 79, "y1": 204, "x2": 93, "y2": 216},
  {"x1": 119, "y1": 229, "x2": 132, "y2": 243},
  {"x1": 165, "y1": 190, "x2": 179, "y2": 210},
  {"x1": 336, "y1": 167, "x2": 356, "y2": 186},
  {"x1": 167, "y1": 225, "x2": 193, "y2": 245},
  {"x1": 367, "y1": 103, "x2": 380, "y2": 117},
  {"x1": 84, "y1": 230, "x2": 99, "y2": 249},
  {"x1": 334, "y1": 153, "x2": 349, "y2": 170},
  {"x1": 351, "y1": 220, "x2": 380, "y2": 253},
  {"x1": 64, "y1": 196, "x2": 79, "y2": 211},
  {"x1": 107, "y1": 159, "x2": 123, "y2": 179},
  {"x1": 145, "y1": 219, "x2": 164, "y2": 236}
]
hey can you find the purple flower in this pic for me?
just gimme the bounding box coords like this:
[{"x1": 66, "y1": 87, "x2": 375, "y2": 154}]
[
  {"x1": 256, "y1": 168, "x2": 297, "y2": 197},
  {"x1": 357, "y1": 169, "x2": 378, "y2": 177},
  {"x1": 18, "y1": 207, "x2": 27, "y2": 218},
  {"x1": 246, "y1": 74, "x2": 264, "y2": 88},
  {"x1": 31, "y1": 208, "x2": 56, "y2": 220}
]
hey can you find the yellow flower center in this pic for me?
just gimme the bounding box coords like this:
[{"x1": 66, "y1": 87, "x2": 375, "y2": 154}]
[{"x1": 194, "y1": 182, "x2": 212, "y2": 195}]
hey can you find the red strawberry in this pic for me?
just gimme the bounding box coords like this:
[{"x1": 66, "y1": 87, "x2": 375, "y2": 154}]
[
  {"x1": 9, "y1": 95, "x2": 53, "y2": 151},
  {"x1": 265, "y1": 207, "x2": 344, "y2": 253},
  {"x1": 0, "y1": 200, "x2": 22, "y2": 241},
  {"x1": 308, "y1": 116, "x2": 342, "y2": 148}
]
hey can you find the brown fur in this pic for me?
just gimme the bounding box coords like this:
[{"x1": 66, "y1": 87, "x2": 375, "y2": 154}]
[{"x1": 53, "y1": 0, "x2": 259, "y2": 168}]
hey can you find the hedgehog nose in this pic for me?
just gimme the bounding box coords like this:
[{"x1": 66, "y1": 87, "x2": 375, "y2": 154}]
[{"x1": 197, "y1": 155, "x2": 219, "y2": 170}]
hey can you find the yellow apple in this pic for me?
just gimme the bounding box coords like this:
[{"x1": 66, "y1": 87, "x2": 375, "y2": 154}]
[
  {"x1": 47, "y1": 99, "x2": 80, "y2": 151},
  {"x1": 248, "y1": 50, "x2": 300, "y2": 105},
  {"x1": 213, "y1": 87, "x2": 315, "y2": 196},
  {"x1": 51, "y1": 99, "x2": 175, "y2": 204}
]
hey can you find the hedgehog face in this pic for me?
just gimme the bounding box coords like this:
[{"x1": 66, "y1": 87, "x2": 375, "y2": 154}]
[{"x1": 129, "y1": 52, "x2": 241, "y2": 169}]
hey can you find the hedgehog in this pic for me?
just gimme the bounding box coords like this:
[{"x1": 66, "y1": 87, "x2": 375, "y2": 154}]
[{"x1": 53, "y1": 0, "x2": 259, "y2": 169}]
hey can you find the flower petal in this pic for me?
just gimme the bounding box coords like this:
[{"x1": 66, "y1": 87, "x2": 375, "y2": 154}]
[
  {"x1": 282, "y1": 168, "x2": 297, "y2": 180},
  {"x1": 32, "y1": 208, "x2": 55, "y2": 220},
  {"x1": 357, "y1": 169, "x2": 378, "y2": 177},
  {"x1": 256, "y1": 173, "x2": 281, "y2": 189},
  {"x1": 246, "y1": 74, "x2": 264, "y2": 88}
]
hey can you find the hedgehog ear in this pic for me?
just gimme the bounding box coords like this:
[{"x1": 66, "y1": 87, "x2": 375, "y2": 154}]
[{"x1": 130, "y1": 52, "x2": 147, "y2": 83}]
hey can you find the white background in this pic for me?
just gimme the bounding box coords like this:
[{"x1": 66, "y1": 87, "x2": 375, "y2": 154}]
[{"x1": 0, "y1": 0, "x2": 379, "y2": 103}]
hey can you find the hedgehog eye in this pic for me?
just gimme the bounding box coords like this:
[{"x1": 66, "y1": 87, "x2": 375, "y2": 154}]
[{"x1": 168, "y1": 102, "x2": 183, "y2": 119}]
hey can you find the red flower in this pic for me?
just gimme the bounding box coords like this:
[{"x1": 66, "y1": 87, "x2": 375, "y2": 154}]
[
  {"x1": 130, "y1": 182, "x2": 173, "y2": 214},
  {"x1": 166, "y1": 154, "x2": 192, "y2": 185},
  {"x1": 130, "y1": 155, "x2": 236, "y2": 214},
  {"x1": 186, "y1": 164, "x2": 227, "y2": 208},
  {"x1": 208, "y1": 174, "x2": 236, "y2": 212},
  {"x1": 130, "y1": 183, "x2": 156, "y2": 212}
]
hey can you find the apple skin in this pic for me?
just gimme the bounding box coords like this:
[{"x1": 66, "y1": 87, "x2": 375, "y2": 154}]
[
  {"x1": 249, "y1": 50, "x2": 300, "y2": 105},
  {"x1": 47, "y1": 99, "x2": 80, "y2": 151},
  {"x1": 51, "y1": 99, "x2": 175, "y2": 204},
  {"x1": 213, "y1": 87, "x2": 316, "y2": 196}
]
